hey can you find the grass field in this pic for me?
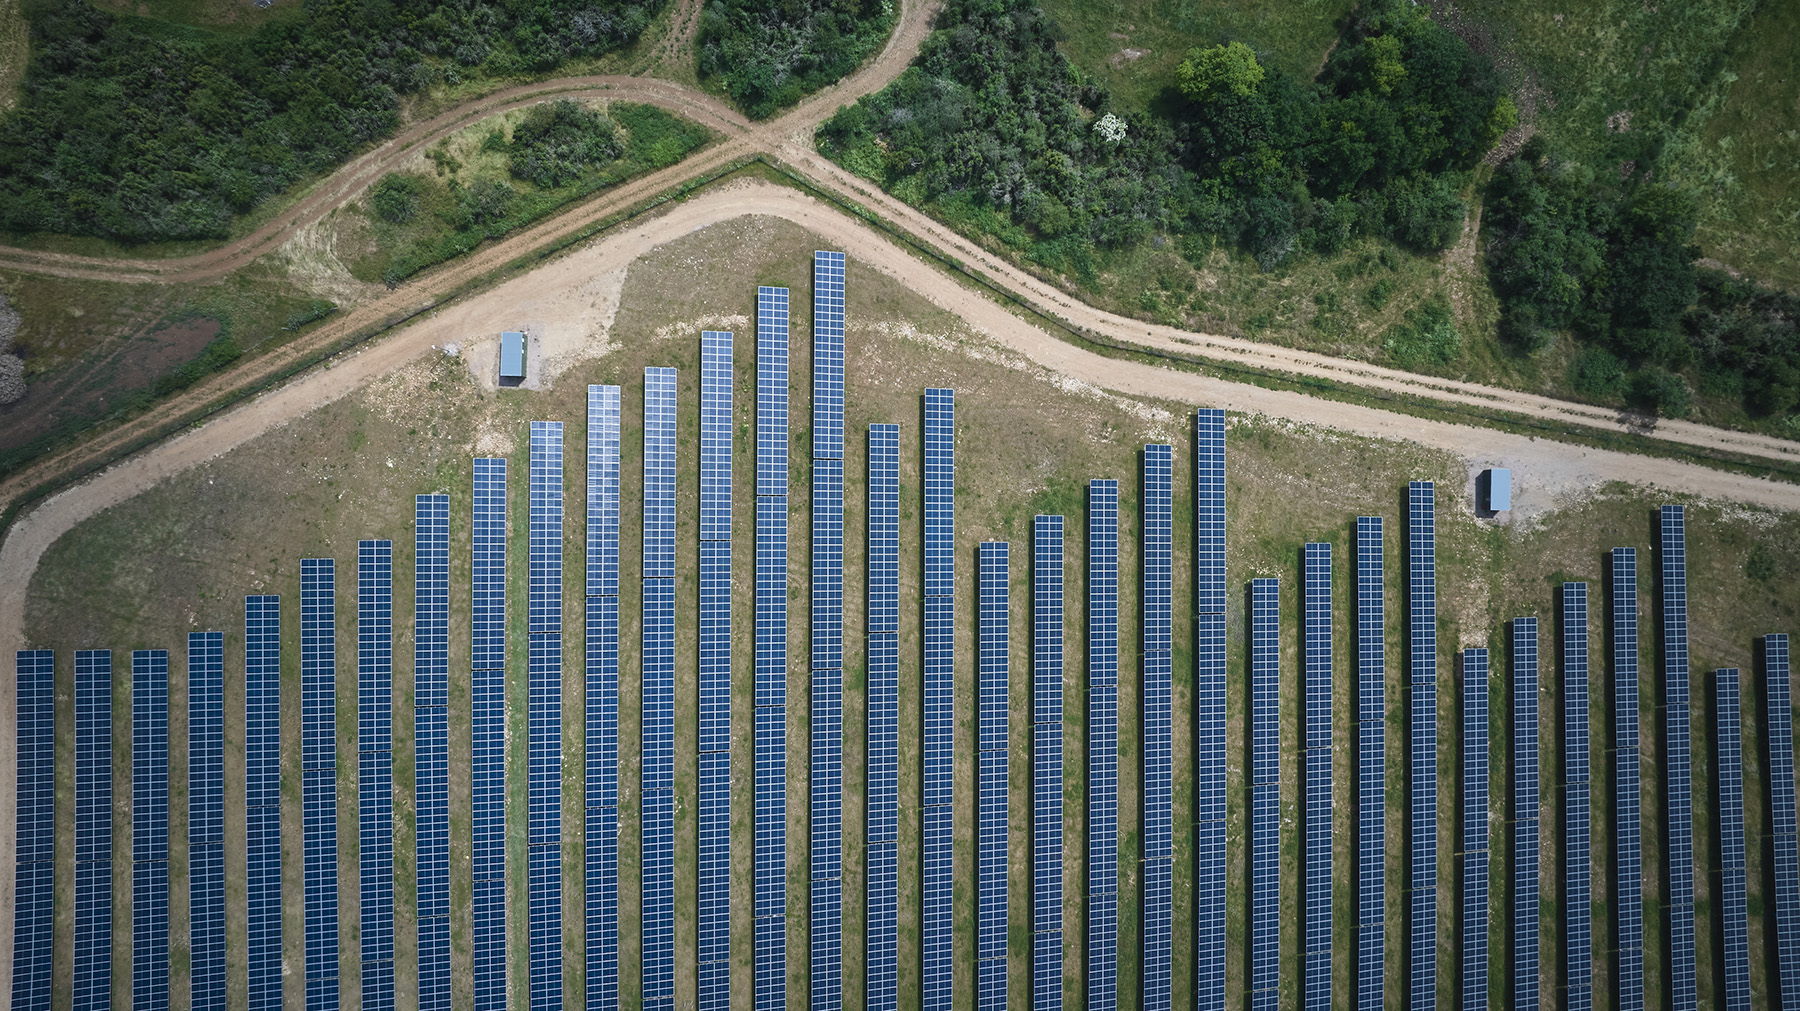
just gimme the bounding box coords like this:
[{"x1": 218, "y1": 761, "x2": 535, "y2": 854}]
[{"x1": 20, "y1": 212, "x2": 1800, "y2": 1011}]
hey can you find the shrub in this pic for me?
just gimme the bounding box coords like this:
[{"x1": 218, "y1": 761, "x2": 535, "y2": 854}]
[
  {"x1": 371, "y1": 174, "x2": 425, "y2": 224},
  {"x1": 1629, "y1": 367, "x2": 1693, "y2": 418},
  {"x1": 509, "y1": 101, "x2": 623, "y2": 189},
  {"x1": 1569, "y1": 346, "x2": 1627, "y2": 399}
]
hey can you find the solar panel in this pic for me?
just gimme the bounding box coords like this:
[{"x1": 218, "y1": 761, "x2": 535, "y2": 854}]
[
  {"x1": 1715, "y1": 667, "x2": 1752, "y2": 1011},
  {"x1": 351, "y1": 544, "x2": 396, "y2": 1011},
  {"x1": 1765, "y1": 634, "x2": 1799, "y2": 1010},
  {"x1": 1251, "y1": 578, "x2": 1281, "y2": 1011},
  {"x1": 1194, "y1": 409, "x2": 1226, "y2": 1011},
  {"x1": 471, "y1": 460, "x2": 508, "y2": 1011},
  {"x1": 1513, "y1": 617, "x2": 1539, "y2": 1011},
  {"x1": 245, "y1": 598, "x2": 282, "y2": 1011},
  {"x1": 1033, "y1": 515, "x2": 1065, "y2": 1011},
  {"x1": 1089, "y1": 477, "x2": 1119, "y2": 1011},
  {"x1": 811, "y1": 256, "x2": 846, "y2": 1011},
  {"x1": 74, "y1": 648, "x2": 114, "y2": 1011},
  {"x1": 585, "y1": 387, "x2": 621, "y2": 1011},
  {"x1": 11, "y1": 649, "x2": 53, "y2": 1011},
  {"x1": 1660, "y1": 506, "x2": 1695, "y2": 1011},
  {"x1": 1461, "y1": 649, "x2": 1489, "y2": 1011},
  {"x1": 1407, "y1": 481, "x2": 1436, "y2": 1011},
  {"x1": 1562, "y1": 584, "x2": 1591, "y2": 1011},
  {"x1": 1611, "y1": 549, "x2": 1643, "y2": 1011},
  {"x1": 644, "y1": 368, "x2": 678, "y2": 1011},
  {"x1": 133, "y1": 649, "x2": 171, "y2": 1011},
  {"x1": 1303, "y1": 543, "x2": 1332, "y2": 1011},
  {"x1": 755, "y1": 294, "x2": 788, "y2": 1011},
  {"x1": 299, "y1": 560, "x2": 338, "y2": 1011},
  {"x1": 979, "y1": 542, "x2": 1010, "y2": 1011},
  {"x1": 1142, "y1": 445, "x2": 1173, "y2": 1011},
  {"x1": 867, "y1": 424, "x2": 900, "y2": 1011},
  {"x1": 415, "y1": 496, "x2": 452, "y2": 1011},
  {"x1": 922, "y1": 388, "x2": 956, "y2": 1011},
  {"x1": 188, "y1": 633, "x2": 226, "y2": 1011},
  {"x1": 525, "y1": 422, "x2": 565, "y2": 1011},
  {"x1": 1356, "y1": 517, "x2": 1385, "y2": 1011},
  {"x1": 699, "y1": 333, "x2": 733, "y2": 1011}
]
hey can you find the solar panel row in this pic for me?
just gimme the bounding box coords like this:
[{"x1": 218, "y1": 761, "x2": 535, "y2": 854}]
[
  {"x1": 1089, "y1": 477, "x2": 1119, "y2": 1011},
  {"x1": 1461, "y1": 649, "x2": 1489, "y2": 1011},
  {"x1": 1513, "y1": 617, "x2": 1540, "y2": 1011},
  {"x1": 1302, "y1": 544, "x2": 1332, "y2": 1011},
  {"x1": 1033, "y1": 515, "x2": 1065, "y2": 1011},
  {"x1": 1194, "y1": 409, "x2": 1226, "y2": 1011},
  {"x1": 11, "y1": 649, "x2": 53, "y2": 1011},
  {"x1": 1716, "y1": 667, "x2": 1751, "y2": 1011},
  {"x1": 922, "y1": 388, "x2": 956, "y2": 1011},
  {"x1": 1611, "y1": 549, "x2": 1642, "y2": 1011},
  {"x1": 1250, "y1": 579, "x2": 1281, "y2": 1011},
  {"x1": 586, "y1": 386, "x2": 622, "y2": 1011},
  {"x1": 1661, "y1": 506, "x2": 1696, "y2": 1011},
  {"x1": 415, "y1": 495, "x2": 452, "y2": 1011},
  {"x1": 471, "y1": 460, "x2": 508, "y2": 1011},
  {"x1": 74, "y1": 648, "x2": 113, "y2": 1011},
  {"x1": 644, "y1": 369, "x2": 678, "y2": 1011},
  {"x1": 978, "y1": 541, "x2": 1010, "y2": 1011},
  {"x1": 1356, "y1": 517, "x2": 1385, "y2": 1011},
  {"x1": 1562, "y1": 584, "x2": 1591, "y2": 1011},
  {"x1": 1407, "y1": 481, "x2": 1436, "y2": 1011},
  {"x1": 189, "y1": 632, "x2": 226, "y2": 1011},
  {"x1": 1767, "y1": 634, "x2": 1799, "y2": 1008},
  {"x1": 357, "y1": 542, "x2": 396, "y2": 1011},
  {"x1": 699, "y1": 333, "x2": 733, "y2": 1011},
  {"x1": 866, "y1": 424, "x2": 900, "y2": 1011},
  {"x1": 812, "y1": 254, "x2": 847, "y2": 1011},
  {"x1": 133, "y1": 649, "x2": 172, "y2": 1011},
  {"x1": 755, "y1": 293, "x2": 789, "y2": 1011},
  {"x1": 245, "y1": 599, "x2": 282, "y2": 1011},
  {"x1": 300, "y1": 561, "x2": 338, "y2": 1011},
  {"x1": 1142, "y1": 445, "x2": 1173, "y2": 1011},
  {"x1": 528, "y1": 422, "x2": 565, "y2": 1011}
]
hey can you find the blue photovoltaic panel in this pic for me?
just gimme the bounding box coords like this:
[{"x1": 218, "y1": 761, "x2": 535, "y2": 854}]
[
  {"x1": 415, "y1": 496, "x2": 452, "y2": 1011},
  {"x1": 1033, "y1": 515, "x2": 1065, "y2": 1011},
  {"x1": 1513, "y1": 618, "x2": 1539, "y2": 1011},
  {"x1": 1716, "y1": 668, "x2": 1751, "y2": 1011},
  {"x1": 1089, "y1": 478, "x2": 1119, "y2": 1011},
  {"x1": 755, "y1": 296, "x2": 788, "y2": 1011},
  {"x1": 11, "y1": 649, "x2": 53, "y2": 1011},
  {"x1": 133, "y1": 649, "x2": 171, "y2": 1011},
  {"x1": 359, "y1": 542, "x2": 396, "y2": 1011},
  {"x1": 245, "y1": 598, "x2": 282, "y2": 1011},
  {"x1": 300, "y1": 561, "x2": 338, "y2": 1011},
  {"x1": 644, "y1": 369, "x2": 678, "y2": 1011},
  {"x1": 1563, "y1": 584, "x2": 1591, "y2": 1011},
  {"x1": 812, "y1": 256, "x2": 846, "y2": 1011},
  {"x1": 1194, "y1": 409, "x2": 1226, "y2": 1011},
  {"x1": 529, "y1": 422, "x2": 565, "y2": 1011},
  {"x1": 1304, "y1": 543, "x2": 1332, "y2": 1011},
  {"x1": 472, "y1": 460, "x2": 508, "y2": 1011},
  {"x1": 1356, "y1": 517, "x2": 1385, "y2": 1011},
  {"x1": 1765, "y1": 634, "x2": 1799, "y2": 1009},
  {"x1": 1250, "y1": 579, "x2": 1280, "y2": 1011},
  {"x1": 1661, "y1": 505, "x2": 1695, "y2": 1011},
  {"x1": 1407, "y1": 482, "x2": 1436, "y2": 1011},
  {"x1": 189, "y1": 633, "x2": 226, "y2": 1011},
  {"x1": 586, "y1": 387, "x2": 621, "y2": 1011},
  {"x1": 866, "y1": 424, "x2": 900, "y2": 1011},
  {"x1": 1611, "y1": 549, "x2": 1642, "y2": 1011},
  {"x1": 1142, "y1": 446, "x2": 1173, "y2": 1011},
  {"x1": 922, "y1": 388, "x2": 956, "y2": 1011},
  {"x1": 74, "y1": 649, "x2": 113, "y2": 1011},
  {"x1": 978, "y1": 542, "x2": 1010, "y2": 1011},
  {"x1": 1461, "y1": 650, "x2": 1489, "y2": 1011},
  {"x1": 699, "y1": 333, "x2": 733, "y2": 1011}
]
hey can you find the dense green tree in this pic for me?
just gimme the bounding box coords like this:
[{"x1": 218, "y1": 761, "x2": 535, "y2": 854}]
[
  {"x1": 508, "y1": 100, "x2": 623, "y2": 188},
  {"x1": 699, "y1": 0, "x2": 896, "y2": 118},
  {"x1": 1175, "y1": 42, "x2": 1264, "y2": 103}
]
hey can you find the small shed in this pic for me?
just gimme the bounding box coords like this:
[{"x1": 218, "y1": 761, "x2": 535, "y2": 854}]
[
  {"x1": 1485, "y1": 468, "x2": 1511, "y2": 512},
  {"x1": 500, "y1": 331, "x2": 526, "y2": 380}
]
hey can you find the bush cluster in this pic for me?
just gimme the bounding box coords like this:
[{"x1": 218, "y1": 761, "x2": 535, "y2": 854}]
[{"x1": 699, "y1": 0, "x2": 896, "y2": 118}]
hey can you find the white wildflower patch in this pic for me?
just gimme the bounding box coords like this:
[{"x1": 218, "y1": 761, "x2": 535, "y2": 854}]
[{"x1": 1093, "y1": 112, "x2": 1128, "y2": 144}]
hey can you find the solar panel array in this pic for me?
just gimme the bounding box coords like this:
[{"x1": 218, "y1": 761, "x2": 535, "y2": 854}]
[
  {"x1": 300, "y1": 561, "x2": 338, "y2": 1011},
  {"x1": 812, "y1": 253, "x2": 846, "y2": 1011},
  {"x1": 586, "y1": 386, "x2": 621, "y2": 1011},
  {"x1": 1303, "y1": 544, "x2": 1332, "y2": 1011},
  {"x1": 1142, "y1": 445, "x2": 1173, "y2": 1011},
  {"x1": 189, "y1": 632, "x2": 226, "y2": 1011},
  {"x1": 1562, "y1": 583, "x2": 1591, "y2": 1011},
  {"x1": 643, "y1": 368, "x2": 677, "y2": 1010},
  {"x1": 529, "y1": 422, "x2": 565, "y2": 1011},
  {"x1": 1032, "y1": 515, "x2": 1065, "y2": 1011},
  {"x1": 1611, "y1": 549, "x2": 1642, "y2": 1011},
  {"x1": 699, "y1": 334, "x2": 733, "y2": 1011},
  {"x1": 1513, "y1": 617, "x2": 1539, "y2": 1011},
  {"x1": 755, "y1": 293, "x2": 788, "y2": 1011},
  {"x1": 11, "y1": 649, "x2": 53, "y2": 1011},
  {"x1": 415, "y1": 495, "x2": 452, "y2": 1011},
  {"x1": 359, "y1": 542, "x2": 396, "y2": 1011},
  {"x1": 866, "y1": 424, "x2": 900, "y2": 1011},
  {"x1": 1356, "y1": 517, "x2": 1385, "y2": 1011},
  {"x1": 922, "y1": 387, "x2": 956, "y2": 1011},
  {"x1": 472, "y1": 459, "x2": 508, "y2": 1011},
  {"x1": 245, "y1": 599, "x2": 282, "y2": 1011},
  {"x1": 1661, "y1": 505, "x2": 1696, "y2": 1011},
  {"x1": 1766, "y1": 634, "x2": 1800, "y2": 1008},
  {"x1": 1716, "y1": 667, "x2": 1751, "y2": 1011},
  {"x1": 1194, "y1": 409, "x2": 1227, "y2": 1011},
  {"x1": 1088, "y1": 477, "x2": 1119, "y2": 1011},
  {"x1": 1407, "y1": 481, "x2": 1436, "y2": 1011},
  {"x1": 978, "y1": 541, "x2": 1010, "y2": 1011},
  {"x1": 1250, "y1": 578, "x2": 1281, "y2": 1011},
  {"x1": 1461, "y1": 649, "x2": 1489, "y2": 1011},
  {"x1": 134, "y1": 648, "x2": 171, "y2": 1011},
  {"x1": 74, "y1": 648, "x2": 113, "y2": 1011}
]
